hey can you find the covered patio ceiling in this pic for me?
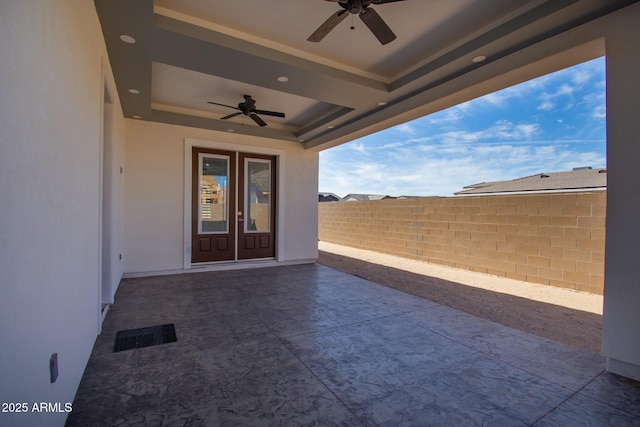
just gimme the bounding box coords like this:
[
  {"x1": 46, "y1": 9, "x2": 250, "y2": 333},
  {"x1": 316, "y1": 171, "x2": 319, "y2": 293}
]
[{"x1": 94, "y1": 0, "x2": 637, "y2": 149}]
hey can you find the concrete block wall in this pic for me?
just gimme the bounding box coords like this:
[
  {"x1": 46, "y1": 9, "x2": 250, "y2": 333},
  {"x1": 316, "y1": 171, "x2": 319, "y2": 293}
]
[{"x1": 318, "y1": 192, "x2": 606, "y2": 294}]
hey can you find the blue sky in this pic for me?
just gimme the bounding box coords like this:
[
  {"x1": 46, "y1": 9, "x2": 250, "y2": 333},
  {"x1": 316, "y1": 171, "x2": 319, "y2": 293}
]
[{"x1": 319, "y1": 57, "x2": 606, "y2": 197}]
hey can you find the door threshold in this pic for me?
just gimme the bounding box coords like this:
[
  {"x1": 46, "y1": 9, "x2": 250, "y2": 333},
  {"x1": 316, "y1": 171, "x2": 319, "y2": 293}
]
[
  {"x1": 123, "y1": 259, "x2": 315, "y2": 279},
  {"x1": 186, "y1": 258, "x2": 284, "y2": 274},
  {"x1": 188, "y1": 258, "x2": 311, "y2": 274},
  {"x1": 191, "y1": 258, "x2": 276, "y2": 268}
]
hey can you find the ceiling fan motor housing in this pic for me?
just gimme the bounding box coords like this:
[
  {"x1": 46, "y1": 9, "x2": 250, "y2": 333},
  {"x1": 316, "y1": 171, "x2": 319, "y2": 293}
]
[
  {"x1": 207, "y1": 95, "x2": 285, "y2": 127},
  {"x1": 344, "y1": 0, "x2": 366, "y2": 14},
  {"x1": 240, "y1": 95, "x2": 257, "y2": 114}
]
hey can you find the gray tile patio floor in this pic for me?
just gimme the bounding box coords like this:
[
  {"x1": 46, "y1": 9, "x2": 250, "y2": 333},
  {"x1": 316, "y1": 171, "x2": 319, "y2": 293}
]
[{"x1": 67, "y1": 264, "x2": 640, "y2": 426}]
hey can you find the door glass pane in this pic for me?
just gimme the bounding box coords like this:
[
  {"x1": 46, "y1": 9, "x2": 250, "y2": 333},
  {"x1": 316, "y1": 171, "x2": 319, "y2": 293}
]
[
  {"x1": 245, "y1": 159, "x2": 271, "y2": 232},
  {"x1": 200, "y1": 155, "x2": 228, "y2": 233}
]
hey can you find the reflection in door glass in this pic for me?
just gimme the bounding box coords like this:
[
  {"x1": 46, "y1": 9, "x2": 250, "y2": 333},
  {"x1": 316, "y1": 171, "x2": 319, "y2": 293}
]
[
  {"x1": 246, "y1": 160, "x2": 271, "y2": 232},
  {"x1": 200, "y1": 155, "x2": 228, "y2": 233}
]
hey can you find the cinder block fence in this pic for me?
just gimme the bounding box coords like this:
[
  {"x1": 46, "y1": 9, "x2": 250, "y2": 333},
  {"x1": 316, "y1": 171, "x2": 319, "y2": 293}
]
[{"x1": 318, "y1": 192, "x2": 606, "y2": 294}]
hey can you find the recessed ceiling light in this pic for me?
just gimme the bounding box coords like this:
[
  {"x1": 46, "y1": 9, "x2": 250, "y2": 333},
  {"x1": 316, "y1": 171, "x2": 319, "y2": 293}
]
[
  {"x1": 128, "y1": 89, "x2": 140, "y2": 94},
  {"x1": 472, "y1": 55, "x2": 486, "y2": 63},
  {"x1": 378, "y1": 101, "x2": 387, "y2": 106},
  {"x1": 277, "y1": 76, "x2": 289, "y2": 83},
  {"x1": 119, "y1": 35, "x2": 136, "y2": 44},
  {"x1": 132, "y1": 115, "x2": 141, "y2": 119}
]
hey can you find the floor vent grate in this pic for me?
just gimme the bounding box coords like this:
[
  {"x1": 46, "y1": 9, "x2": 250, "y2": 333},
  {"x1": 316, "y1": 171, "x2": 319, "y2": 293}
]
[{"x1": 113, "y1": 324, "x2": 177, "y2": 352}]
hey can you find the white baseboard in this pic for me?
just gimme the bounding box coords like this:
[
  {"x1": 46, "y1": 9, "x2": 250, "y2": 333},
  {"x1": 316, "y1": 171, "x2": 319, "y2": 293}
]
[
  {"x1": 607, "y1": 357, "x2": 640, "y2": 381},
  {"x1": 122, "y1": 258, "x2": 316, "y2": 279}
]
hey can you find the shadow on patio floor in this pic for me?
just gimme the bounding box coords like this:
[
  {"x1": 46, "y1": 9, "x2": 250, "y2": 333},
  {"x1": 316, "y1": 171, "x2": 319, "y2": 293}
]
[
  {"x1": 318, "y1": 250, "x2": 602, "y2": 354},
  {"x1": 67, "y1": 264, "x2": 639, "y2": 426}
]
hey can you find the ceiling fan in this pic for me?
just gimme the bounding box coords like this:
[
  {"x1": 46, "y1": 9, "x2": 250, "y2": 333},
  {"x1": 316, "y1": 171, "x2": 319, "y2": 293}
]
[
  {"x1": 207, "y1": 95, "x2": 285, "y2": 127},
  {"x1": 308, "y1": 0, "x2": 407, "y2": 45}
]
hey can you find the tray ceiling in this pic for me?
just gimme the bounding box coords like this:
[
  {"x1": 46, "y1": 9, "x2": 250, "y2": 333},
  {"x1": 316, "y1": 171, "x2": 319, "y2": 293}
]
[{"x1": 95, "y1": 0, "x2": 638, "y2": 149}]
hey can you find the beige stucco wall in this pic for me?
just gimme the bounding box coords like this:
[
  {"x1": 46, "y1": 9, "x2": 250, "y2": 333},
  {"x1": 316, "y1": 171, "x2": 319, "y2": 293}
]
[
  {"x1": 124, "y1": 120, "x2": 319, "y2": 274},
  {"x1": 0, "y1": 1, "x2": 126, "y2": 425},
  {"x1": 319, "y1": 192, "x2": 606, "y2": 294}
]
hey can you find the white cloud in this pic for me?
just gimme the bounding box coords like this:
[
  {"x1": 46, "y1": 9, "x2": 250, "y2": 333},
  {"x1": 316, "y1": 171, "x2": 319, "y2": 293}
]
[
  {"x1": 581, "y1": 90, "x2": 606, "y2": 120},
  {"x1": 572, "y1": 68, "x2": 592, "y2": 85},
  {"x1": 537, "y1": 101, "x2": 555, "y2": 111},
  {"x1": 428, "y1": 106, "x2": 465, "y2": 124},
  {"x1": 395, "y1": 123, "x2": 416, "y2": 136},
  {"x1": 480, "y1": 92, "x2": 508, "y2": 107},
  {"x1": 319, "y1": 57, "x2": 606, "y2": 197},
  {"x1": 380, "y1": 140, "x2": 412, "y2": 150},
  {"x1": 438, "y1": 130, "x2": 482, "y2": 144},
  {"x1": 539, "y1": 84, "x2": 576, "y2": 105},
  {"x1": 349, "y1": 141, "x2": 368, "y2": 155},
  {"x1": 592, "y1": 105, "x2": 606, "y2": 119},
  {"x1": 436, "y1": 120, "x2": 540, "y2": 144},
  {"x1": 320, "y1": 138, "x2": 605, "y2": 197},
  {"x1": 558, "y1": 84, "x2": 575, "y2": 96},
  {"x1": 515, "y1": 123, "x2": 540, "y2": 139}
]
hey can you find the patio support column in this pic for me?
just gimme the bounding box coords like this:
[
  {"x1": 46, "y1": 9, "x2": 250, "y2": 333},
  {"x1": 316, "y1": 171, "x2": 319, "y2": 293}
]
[{"x1": 602, "y1": 3, "x2": 640, "y2": 381}]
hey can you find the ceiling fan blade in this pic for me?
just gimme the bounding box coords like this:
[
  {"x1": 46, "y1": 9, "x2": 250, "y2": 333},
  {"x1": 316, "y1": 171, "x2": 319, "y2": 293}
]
[
  {"x1": 207, "y1": 101, "x2": 239, "y2": 110},
  {"x1": 359, "y1": 7, "x2": 396, "y2": 45},
  {"x1": 250, "y1": 113, "x2": 268, "y2": 127},
  {"x1": 370, "y1": 0, "x2": 408, "y2": 4},
  {"x1": 220, "y1": 112, "x2": 242, "y2": 120},
  {"x1": 307, "y1": 9, "x2": 349, "y2": 42},
  {"x1": 254, "y1": 109, "x2": 285, "y2": 118}
]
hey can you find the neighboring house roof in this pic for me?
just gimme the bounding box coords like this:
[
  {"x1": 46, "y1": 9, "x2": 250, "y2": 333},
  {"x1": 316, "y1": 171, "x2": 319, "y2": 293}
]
[
  {"x1": 319, "y1": 192, "x2": 342, "y2": 202},
  {"x1": 251, "y1": 170, "x2": 271, "y2": 194},
  {"x1": 343, "y1": 193, "x2": 392, "y2": 201},
  {"x1": 455, "y1": 167, "x2": 607, "y2": 195}
]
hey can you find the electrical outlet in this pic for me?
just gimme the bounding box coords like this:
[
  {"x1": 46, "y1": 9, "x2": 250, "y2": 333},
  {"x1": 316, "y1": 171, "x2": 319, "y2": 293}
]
[{"x1": 50, "y1": 353, "x2": 58, "y2": 383}]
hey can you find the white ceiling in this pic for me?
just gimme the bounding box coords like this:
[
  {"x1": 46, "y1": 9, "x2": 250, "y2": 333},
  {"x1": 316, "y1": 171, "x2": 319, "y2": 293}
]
[
  {"x1": 94, "y1": 0, "x2": 638, "y2": 148},
  {"x1": 151, "y1": 63, "x2": 324, "y2": 131},
  {"x1": 154, "y1": 0, "x2": 529, "y2": 80}
]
